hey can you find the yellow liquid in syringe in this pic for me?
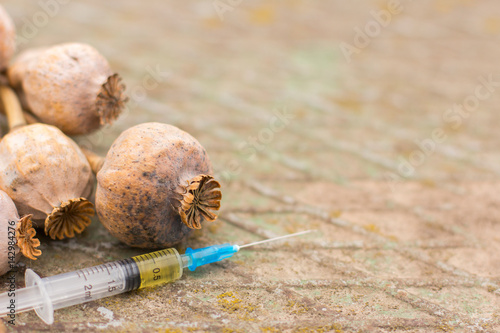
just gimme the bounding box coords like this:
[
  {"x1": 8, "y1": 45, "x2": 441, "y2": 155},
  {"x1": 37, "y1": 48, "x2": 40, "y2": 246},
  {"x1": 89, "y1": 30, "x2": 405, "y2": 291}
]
[{"x1": 131, "y1": 248, "x2": 184, "y2": 289}]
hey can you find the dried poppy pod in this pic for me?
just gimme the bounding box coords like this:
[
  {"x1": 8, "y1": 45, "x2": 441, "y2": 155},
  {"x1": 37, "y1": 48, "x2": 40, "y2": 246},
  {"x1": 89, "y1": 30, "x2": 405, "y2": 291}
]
[
  {"x1": 0, "y1": 190, "x2": 41, "y2": 276},
  {"x1": 0, "y1": 85, "x2": 95, "y2": 240},
  {"x1": 7, "y1": 43, "x2": 128, "y2": 135},
  {"x1": 95, "y1": 122, "x2": 222, "y2": 248},
  {"x1": 0, "y1": 5, "x2": 15, "y2": 71}
]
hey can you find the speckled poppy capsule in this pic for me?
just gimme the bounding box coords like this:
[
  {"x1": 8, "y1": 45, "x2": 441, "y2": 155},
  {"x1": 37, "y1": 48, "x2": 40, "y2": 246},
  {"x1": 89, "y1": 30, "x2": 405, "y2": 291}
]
[
  {"x1": 0, "y1": 85, "x2": 95, "y2": 240},
  {"x1": 7, "y1": 43, "x2": 128, "y2": 135},
  {"x1": 0, "y1": 5, "x2": 15, "y2": 72},
  {"x1": 0, "y1": 190, "x2": 41, "y2": 276},
  {"x1": 95, "y1": 122, "x2": 222, "y2": 248}
]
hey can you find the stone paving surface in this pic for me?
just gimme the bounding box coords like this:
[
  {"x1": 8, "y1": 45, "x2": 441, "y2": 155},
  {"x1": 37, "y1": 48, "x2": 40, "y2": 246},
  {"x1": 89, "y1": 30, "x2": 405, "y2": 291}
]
[{"x1": 1, "y1": 0, "x2": 500, "y2": 332}]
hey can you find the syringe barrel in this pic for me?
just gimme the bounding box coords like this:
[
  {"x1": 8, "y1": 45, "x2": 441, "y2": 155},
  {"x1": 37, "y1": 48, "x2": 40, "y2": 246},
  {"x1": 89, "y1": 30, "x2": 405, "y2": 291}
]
[
  {"x1": 22, "y1": 248, "x2": 184, "y2": 324},
  {"x1": 41, "y1": 248, "x2": 184, "y2": 310}
]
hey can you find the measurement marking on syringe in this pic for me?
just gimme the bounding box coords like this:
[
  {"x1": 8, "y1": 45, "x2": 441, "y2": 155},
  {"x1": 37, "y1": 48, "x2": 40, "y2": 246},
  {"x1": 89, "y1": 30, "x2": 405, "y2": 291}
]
[
  {"x1": 104, "y1": 264, "x2": 111, "y2": 276},
  {"x1": 145, "y1": 253, "x2": 156, "y2": 264},
  {"x1": 79, "y1": 270, "x2": 88, "y2": 281}
]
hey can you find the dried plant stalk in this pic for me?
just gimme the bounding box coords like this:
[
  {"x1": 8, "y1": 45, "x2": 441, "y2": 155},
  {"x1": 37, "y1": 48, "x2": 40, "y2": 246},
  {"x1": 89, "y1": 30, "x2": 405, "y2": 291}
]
[
  {"x1": 22, "y1": 111, "x2": 41, "y2": 124},
  {"x1": 80, "y1": 148, "x2": 105, "y2": 174},
  {"x1": 0, "y1": 85, "x2": 26, "y2": 130}
]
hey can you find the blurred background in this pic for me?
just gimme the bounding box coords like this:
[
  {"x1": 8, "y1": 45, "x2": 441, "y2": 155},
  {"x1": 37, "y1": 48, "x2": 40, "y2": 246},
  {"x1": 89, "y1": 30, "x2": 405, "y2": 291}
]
[{"x1": 1, "y1": 0, "x2": 499, "y2": 332}]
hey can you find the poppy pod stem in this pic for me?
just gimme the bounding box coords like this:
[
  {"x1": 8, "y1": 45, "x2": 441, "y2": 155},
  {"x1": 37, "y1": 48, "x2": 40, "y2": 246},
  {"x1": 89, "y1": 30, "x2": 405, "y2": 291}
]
[
  {"x1": 22, "y1": 110, "x2": 41, "y2": 124},
  {"x1": 0, "y1": 85, "x2": 26, "y2": 130},
  {"x1": 80, "y1": 148, "x2": 105, "y2": 174}
]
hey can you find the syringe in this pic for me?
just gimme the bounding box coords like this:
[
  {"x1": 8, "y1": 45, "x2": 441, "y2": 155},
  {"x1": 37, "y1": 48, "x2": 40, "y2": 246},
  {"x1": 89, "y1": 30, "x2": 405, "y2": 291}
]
[{"x1": 0, "y1": 230, "x2": 313, "y2": 324}]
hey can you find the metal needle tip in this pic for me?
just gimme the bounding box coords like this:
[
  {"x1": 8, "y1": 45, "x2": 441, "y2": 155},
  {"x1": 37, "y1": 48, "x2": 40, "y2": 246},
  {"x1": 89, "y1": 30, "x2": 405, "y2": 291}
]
[{"x1": 239, "y1": 230, "x2": 316, "y2": 249}]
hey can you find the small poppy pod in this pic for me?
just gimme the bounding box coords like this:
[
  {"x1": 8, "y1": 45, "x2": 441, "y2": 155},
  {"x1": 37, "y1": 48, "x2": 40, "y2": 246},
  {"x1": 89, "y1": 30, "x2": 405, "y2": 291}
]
[
  {"x1": 0, "y1": 124, "x2": 95, "y2": 240},
  {"x1": 8, "y1": 43, "x2": 128, "y2": 135},
  {"x1": 0, "y1": 190, "x2": 41, "y2": 276},
  {"x1": 95, "y1": 122, "x2": 222, "y2": 248},
  {"x1": 0, "y1": 5, "x2": 15, "y2": 71}
]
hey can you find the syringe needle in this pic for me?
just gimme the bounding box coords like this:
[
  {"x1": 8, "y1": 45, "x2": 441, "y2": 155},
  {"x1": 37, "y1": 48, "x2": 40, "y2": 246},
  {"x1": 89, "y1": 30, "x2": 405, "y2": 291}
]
[{"x1": 238, "y1": 230, "x2": 315, "y2": 249}]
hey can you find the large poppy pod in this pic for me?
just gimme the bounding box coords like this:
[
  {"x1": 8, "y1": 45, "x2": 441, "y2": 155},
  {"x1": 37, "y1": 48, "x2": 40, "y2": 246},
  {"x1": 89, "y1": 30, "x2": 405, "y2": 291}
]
[{"x1": 95, "y1": 122, "x2": 222, "y2": 248}]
